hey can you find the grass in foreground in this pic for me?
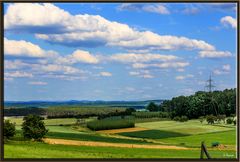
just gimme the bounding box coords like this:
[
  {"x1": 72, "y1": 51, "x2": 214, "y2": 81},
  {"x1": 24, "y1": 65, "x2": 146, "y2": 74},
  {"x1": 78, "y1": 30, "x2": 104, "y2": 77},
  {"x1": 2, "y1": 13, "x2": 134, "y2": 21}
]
[{"x1": 4, "y1": 141, "x2": 237, "y2": 159}]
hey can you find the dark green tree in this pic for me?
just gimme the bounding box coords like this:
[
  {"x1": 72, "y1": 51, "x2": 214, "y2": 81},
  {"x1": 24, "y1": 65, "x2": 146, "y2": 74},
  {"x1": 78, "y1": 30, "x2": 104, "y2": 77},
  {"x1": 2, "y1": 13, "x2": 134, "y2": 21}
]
[
  {"x1": 146, "y1": 102, "x2": 158, "y2": 112},
  {"x1": 206, "y1": 115, "x2": 216, "y2": 125},
  {"x1": 22, "y1": 115, "x2": 48, "y2": 141},
  {"x1": 4, "y1": 120, "x2": 16, "y2": 139}
]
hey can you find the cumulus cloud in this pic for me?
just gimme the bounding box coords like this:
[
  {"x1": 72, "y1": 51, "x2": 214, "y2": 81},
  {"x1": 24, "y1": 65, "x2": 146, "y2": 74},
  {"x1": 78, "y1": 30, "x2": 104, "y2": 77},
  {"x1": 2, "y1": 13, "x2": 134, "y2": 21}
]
[
  {"x1": 4, "y1": 3, "x2": 215, "y2": 51},
  {"x1": 5, "y1": 71, "x2": 33, "y2": 78},
  {"x1": 28, "y1": 81, "x2": 47, "y2": 85},
  {"x1": 99, "y1": 71, "x2": 112, "y2": 77},
  {"x1": 220, "y1": 16, "x2": 237, "y2": 29},
  {"x1": 199, "y1": 50, "x2": 232, "y2": 58},
  {"x1": 4, "y1": 38, "x2": 57, "y2": 58},
  {"x1": 57, "y1": 50, "x2": 99, "y2": 64},
  {"x1": 117, "y1": 3, "x2": 170, "y2": 14}
]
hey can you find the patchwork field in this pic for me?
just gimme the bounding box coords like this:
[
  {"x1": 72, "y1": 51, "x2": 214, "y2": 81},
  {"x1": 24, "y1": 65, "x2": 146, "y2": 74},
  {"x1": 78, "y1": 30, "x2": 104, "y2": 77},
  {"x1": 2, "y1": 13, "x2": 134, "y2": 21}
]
[{"x1": 4, "y1": 117, "x2": 237, "y2": 159}]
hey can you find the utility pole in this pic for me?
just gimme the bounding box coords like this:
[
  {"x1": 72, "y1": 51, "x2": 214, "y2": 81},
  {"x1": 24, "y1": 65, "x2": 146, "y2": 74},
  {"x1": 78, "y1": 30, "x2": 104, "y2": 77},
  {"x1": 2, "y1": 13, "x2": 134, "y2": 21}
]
[{"x1": 205, "y1": 74, "x2": 215, "y2": 93}]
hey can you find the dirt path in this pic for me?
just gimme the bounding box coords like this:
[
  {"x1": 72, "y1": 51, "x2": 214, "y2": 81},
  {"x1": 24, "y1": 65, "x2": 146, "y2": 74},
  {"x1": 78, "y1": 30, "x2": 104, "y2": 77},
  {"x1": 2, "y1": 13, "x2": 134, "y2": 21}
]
[
  {"x1": 44, "y1": 138, "x2": 190, "y2": 150},
  {"x1": 97, "y1": 127, "x2": 149, "y2": 134}
]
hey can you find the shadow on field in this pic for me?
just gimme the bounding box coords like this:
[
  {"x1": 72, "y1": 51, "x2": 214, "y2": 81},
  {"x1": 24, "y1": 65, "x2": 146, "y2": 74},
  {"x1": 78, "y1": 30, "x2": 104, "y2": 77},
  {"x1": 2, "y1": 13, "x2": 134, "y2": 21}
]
[{"x1": 118, "y1": 130, "x2": 189, "y2": 139}]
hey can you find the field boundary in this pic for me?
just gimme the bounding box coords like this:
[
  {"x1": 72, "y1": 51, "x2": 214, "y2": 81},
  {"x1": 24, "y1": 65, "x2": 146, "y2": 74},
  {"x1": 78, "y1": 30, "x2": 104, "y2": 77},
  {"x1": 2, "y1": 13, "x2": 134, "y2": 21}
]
[{"x1": 44, "y1": 138, "x2": 191, "y2": 150}]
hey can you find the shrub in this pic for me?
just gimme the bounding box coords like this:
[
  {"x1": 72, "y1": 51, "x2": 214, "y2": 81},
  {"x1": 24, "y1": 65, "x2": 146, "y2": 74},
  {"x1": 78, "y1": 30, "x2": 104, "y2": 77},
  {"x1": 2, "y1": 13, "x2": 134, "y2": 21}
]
[
  {"x1": 216, "y1": 115, "x2": 226, "y2": 123},
  {"x1": 212, "y1": 142, "x2": 220, "y2": 147},
  {"x1": 233, "y1": 119, "x2": 236, "y2": 125},
  {"x1": 173, "y1": 116, "x2": 180, "y2": 121},
  {"x1": 199, "y1": 116, "x2": 205, "y2": 124},
  {"x1": 226, "y1": 118, "x2": 233, "y2": 124},
  {"x1": 133, "y1": 112, "x2": 169, "y2": 118},
  {"x1": 22, "y1": 115, "x2": 48, "y2": 141},
  {"x1": 87, "y1": 119, "x2": 135, "y2": 131},
  {"x1": 146, "y1": 102, "x2": 158, "y2": 112},
  {"x1": 4, "y1": 120, "x2": 16, "y2": 139},
  {"x1": 206, "y1": 115, "x2": 216, "y2": 124},
  {"x1": 179, "y1": 116, "x2": 188, "y2": 122}
]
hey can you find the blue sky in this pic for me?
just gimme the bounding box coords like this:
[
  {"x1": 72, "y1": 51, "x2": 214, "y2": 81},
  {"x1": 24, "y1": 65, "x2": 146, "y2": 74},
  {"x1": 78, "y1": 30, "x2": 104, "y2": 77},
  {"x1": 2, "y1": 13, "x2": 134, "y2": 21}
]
[{"x1": 4, "y1": 3, "x2": 237, "y2": 101}]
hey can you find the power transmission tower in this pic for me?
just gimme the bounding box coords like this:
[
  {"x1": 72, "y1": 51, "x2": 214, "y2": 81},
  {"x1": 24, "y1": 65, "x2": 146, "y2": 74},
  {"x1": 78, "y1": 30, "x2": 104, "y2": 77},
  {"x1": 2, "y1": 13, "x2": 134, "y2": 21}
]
[
  {"x1": 204, "y1": 74, "x2": 219, "y2": 115},
  {"x1": 205, "y1": 74, "x2": 215, "y2": 93}
]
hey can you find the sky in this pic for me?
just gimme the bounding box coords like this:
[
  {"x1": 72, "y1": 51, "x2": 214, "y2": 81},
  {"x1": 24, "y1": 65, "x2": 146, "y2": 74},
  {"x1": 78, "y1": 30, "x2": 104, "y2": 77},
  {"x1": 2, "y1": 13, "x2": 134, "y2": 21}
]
[{"x1": 3, "y1": 3, "x2": 238, "y2": 101}]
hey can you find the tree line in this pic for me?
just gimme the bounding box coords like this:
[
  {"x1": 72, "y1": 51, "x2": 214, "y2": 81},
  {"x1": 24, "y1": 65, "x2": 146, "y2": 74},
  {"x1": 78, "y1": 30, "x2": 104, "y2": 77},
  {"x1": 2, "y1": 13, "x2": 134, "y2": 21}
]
[{"x1": 146, "y1": 88, "x2": 236, "y2": 119}]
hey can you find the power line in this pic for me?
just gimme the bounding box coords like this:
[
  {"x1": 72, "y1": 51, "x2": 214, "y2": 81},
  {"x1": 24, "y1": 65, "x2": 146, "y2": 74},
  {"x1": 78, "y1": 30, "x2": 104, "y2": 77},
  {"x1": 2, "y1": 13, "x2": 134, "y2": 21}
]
[{"x1": 205, "y1": 74, "x2": 215, "y2": 92}]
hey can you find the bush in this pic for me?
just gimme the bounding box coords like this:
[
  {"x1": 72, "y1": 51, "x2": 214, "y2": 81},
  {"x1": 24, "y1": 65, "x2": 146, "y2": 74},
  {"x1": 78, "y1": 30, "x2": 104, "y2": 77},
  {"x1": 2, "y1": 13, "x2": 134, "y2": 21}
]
[
  {"x1": 212, "y1": 142, "x2": 220, "y2": 147},
  {"x1": 233, "y1": 119, "x2": 236, "y2": 125},
  {"x1": 22, "y1": 115, "x2": 48, "y2": 141},
  {"x1": 146, "y1": 102, "x2": 158, "y2": 112},
  {"x1": 226, "y1": 118, "x2": 233, "y2": 124},
  {"x1": 199, "y1": 116, "x2": 205, "y2": 124},
  {"x1": 173, "y1": 116, "x2": 181, "y2": 121},
  {"x1": 206, "y1": 115, "x2": 216, "y2": 124},
  {"x1": 179, "y1": 116, "x2": 188, "y2": 122},
  {"x1": 216, "y1": 115, "x2": 226, "y2": 123},
  {"x1": 87, "y1": 119, "x2": 135, "y2": 131},
  {"x1": 4, "y1": 120, "x2": 16, "y2": 139},
  {"x1": 133, "y1": 112, "x2": 169, "y2": 118}
]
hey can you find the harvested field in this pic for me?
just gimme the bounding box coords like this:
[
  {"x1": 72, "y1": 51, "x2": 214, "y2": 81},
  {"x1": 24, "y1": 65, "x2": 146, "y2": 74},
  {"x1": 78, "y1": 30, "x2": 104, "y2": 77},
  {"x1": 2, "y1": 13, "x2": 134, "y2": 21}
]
[{"x1": 44, "y1": 138, "x2": 190, "y2": 150}]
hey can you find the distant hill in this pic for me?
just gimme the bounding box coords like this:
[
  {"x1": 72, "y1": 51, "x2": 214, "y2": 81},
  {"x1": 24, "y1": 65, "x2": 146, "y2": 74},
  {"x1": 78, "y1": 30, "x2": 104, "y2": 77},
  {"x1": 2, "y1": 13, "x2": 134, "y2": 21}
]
[{"x1": 4, "y1": 100, "x2": 164, "y2": 109}]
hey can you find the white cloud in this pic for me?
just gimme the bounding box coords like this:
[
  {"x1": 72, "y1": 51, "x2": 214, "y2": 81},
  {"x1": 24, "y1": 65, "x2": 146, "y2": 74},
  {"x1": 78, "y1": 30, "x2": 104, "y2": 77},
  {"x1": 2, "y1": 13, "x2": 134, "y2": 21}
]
[
  {"x1": 118, "y1": 4, "x2": 170, "y2": 14},
  {"x1": 4, "y1": 38, "x2": 57, "y2": 58},
  {"x1": 5, "y1": 60, "x2": 29, "y2": 69},
  {"x1": 129, "y1": 70, "x2": 154, "y2": 79},
  {"x1": 5, "y1": 3, "x2": 215, "y2": 51},
  {"x1": 220, "y1": 16, "x2": 237, "y2": 29},
  {"x1": 175, "y1": 76, "x2": 185, "y2": 80},
  {"x1": 177, "y1": 68, "x2": 185, "y2": 72},
  {"x1": 57, "y1": 50, "x2": 99, "y2": 64},
  {"x1": 5, "y1": 71, "x2": 33, "y2": 78},
  {"x1": 35, "y1": 64, "x2": 82, "y2": 75},
  {"x1": 222, "y1": 64, "x2": 231, "y2": 71},
  {"x1": 199, "y1": 50, "x2": 232, "y2": 58},
  {"x1": 142, "y1": 4, "x2": 170, "y2": 14},
  {"x1": 132, "y1": 61, "x2": 190, "y2": 69},
  {"x1": 213, "y1": 64, "x2": 231, "y2": 75},
  {"x1": 110, "y1": 53, "x2": 179, "y2": 63},
  {"x1": 28, "y1": 81, "x2": 47, "y2": 85},
  {"x1": 175, "y1": 74, "x2": 194, "y2": 80},
  {"x1": 99, "y1": 71, "x2": 112, "y2": 77}
]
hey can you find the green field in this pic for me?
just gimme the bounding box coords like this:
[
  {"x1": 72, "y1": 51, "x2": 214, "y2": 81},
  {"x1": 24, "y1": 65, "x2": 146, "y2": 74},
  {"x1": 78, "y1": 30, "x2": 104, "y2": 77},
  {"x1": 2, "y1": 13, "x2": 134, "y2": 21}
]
[
  {"x1": 136, "y1": 120, "x2": 235, "y2": 134},
  {"x1": 4, "y1": 141, "x2": 236, "y2": 159},
  {"x1": 4, "y1": 117, "x2": 237, "y2": 159}
]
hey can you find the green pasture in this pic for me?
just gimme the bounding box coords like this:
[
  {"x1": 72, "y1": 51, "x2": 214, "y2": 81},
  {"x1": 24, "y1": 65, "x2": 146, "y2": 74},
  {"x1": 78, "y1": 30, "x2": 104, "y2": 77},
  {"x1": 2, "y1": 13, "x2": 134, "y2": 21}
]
[
  {"x1": 158, "y1": 130, "x2": 236, "y2": 148},
  {"x1": 136, "y1": 120, "x2": 235, "y2": 135},
  {"x1": 4, "y1": 141, "x2": 237, "y2": 159},
  {"x1": 118, "y1": 129, "x2": 236, "y2": 148}
]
